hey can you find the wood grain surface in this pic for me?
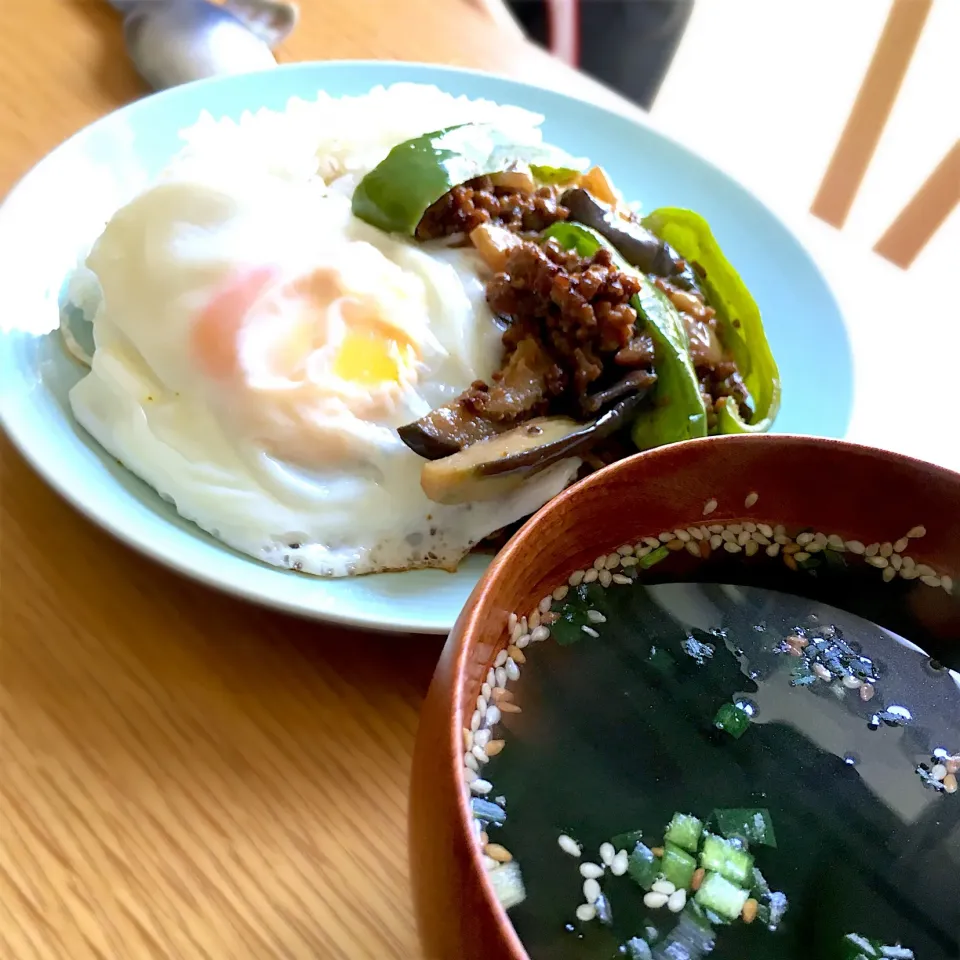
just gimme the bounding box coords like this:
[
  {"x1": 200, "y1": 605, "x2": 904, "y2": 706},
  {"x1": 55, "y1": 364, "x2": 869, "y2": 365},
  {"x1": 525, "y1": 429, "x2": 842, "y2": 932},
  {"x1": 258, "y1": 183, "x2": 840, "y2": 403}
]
[{"x1": 0, "y1": 2, "x2": 631, "y2": 958}]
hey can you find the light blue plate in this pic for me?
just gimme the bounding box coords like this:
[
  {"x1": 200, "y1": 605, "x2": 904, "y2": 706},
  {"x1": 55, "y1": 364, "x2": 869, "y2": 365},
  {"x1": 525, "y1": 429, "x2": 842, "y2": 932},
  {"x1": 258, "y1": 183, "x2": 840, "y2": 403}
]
[{"x1": 0, "y1": 61, "x2": 853, "y2": 634}]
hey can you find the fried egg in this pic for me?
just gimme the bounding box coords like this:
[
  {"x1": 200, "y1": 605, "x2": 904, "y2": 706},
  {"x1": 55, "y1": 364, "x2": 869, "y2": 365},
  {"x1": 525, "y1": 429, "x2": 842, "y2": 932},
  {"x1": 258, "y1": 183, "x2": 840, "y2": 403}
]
[{"x1": 69, "y1": 169, "x2": 578, "y2": 576}]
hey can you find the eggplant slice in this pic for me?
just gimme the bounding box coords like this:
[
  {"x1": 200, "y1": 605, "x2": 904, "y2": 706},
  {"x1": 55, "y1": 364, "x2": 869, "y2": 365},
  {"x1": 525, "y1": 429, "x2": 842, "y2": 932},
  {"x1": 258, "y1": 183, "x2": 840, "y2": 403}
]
[{"x1": 420, "y1": 388, "x2": 652, "y2": 505}]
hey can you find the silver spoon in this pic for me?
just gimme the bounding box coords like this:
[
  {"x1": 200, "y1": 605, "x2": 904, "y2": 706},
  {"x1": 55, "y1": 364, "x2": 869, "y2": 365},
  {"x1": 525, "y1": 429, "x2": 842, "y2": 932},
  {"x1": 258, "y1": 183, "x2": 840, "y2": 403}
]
[{"x1": 107, "y1": 0, "x2": 299, "y2": 91}]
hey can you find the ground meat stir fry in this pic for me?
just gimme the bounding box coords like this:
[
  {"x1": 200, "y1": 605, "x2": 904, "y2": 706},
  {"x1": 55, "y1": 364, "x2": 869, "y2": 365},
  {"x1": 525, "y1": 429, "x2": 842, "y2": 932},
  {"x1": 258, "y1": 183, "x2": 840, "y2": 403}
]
[
  {"x1": 416, "y1": 176, "x2": 568, "y2": 241},
  {"x1": 487, "y1": 238, "x2": 648, "y2": 400}
]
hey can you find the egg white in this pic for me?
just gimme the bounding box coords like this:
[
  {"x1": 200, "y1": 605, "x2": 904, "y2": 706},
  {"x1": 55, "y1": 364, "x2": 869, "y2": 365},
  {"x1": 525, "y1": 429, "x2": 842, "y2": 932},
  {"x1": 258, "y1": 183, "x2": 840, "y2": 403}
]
[{"x1": 70, "y1": 170, "x2": 578, "y2": 576}]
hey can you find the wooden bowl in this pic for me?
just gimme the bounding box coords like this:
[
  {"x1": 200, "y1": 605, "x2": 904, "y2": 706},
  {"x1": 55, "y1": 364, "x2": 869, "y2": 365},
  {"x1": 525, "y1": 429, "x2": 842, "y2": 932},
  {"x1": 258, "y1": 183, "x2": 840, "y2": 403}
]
[{"x1": 409, "y1": 435, "x2": 960, "y2": 960}]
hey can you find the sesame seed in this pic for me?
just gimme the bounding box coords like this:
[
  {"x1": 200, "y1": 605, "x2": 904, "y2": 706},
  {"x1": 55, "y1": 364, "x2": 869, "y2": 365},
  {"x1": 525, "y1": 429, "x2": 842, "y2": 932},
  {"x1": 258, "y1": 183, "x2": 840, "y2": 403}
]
[
  {"x1": 617, "y1": 544, "x2": 634, "y2": 556},
  {"x1": 485, "y1": 843, "x2": 513, "y2": 863},
  {"x1": 582, "y1": 625, "x2": 600, "y2": 638},
  {"x1": 491, "y1": 687, "x2": 513, "y2": 703},
  {"x1": 470, "y1": 710, "x2": 482, "y2": 731},
  {"x1": 883, "y1": 566, "x2": 896, "y2": 582},
  {"x1": 743, "y1": 522, "x2": 757, "y2": 533},
  {"x1": 593, "y1": 555, "x2": 607, "y2": 571},
  {"x1": 515, "y1": 634, "x2": 530, "y2": 649},
  {"x1": 508, "y1": 644, "x2": 526, "y2": 664},
  {"x1": 864, "y1": 543, "x2": 880, "y2": 557},
  {"x1": 900, "y1": 567, "x2": 919, "y2": 580},
  {"x1": 580, "y1": 862, "x2": 605, "y2": 879},
  {"x1": 464, "y1": 752, "x2": 479, "y2": 771},
  {"x1": 688, "y1": 526, "x2": 704, "y2": 541},
  {"x1": 473, "y1": 728, "x2": 490, "y2": 748},
  {"x1": 890, "y1": 554, "x2": 902, "y2": 571},
  {"x1": 907, "y1": 525, "x2": 926, "y2": 539},
  {"x1": 472, "y1": 745, "x2": 489, "y2": 764},
  {"x1": 721, "y1": 530, "x2": 737, "y2": 544},
  {"x1": 666, "y1": 539, "x2": 686, "y2": 552},
  {"x1": 667, "y1": 889, "x2": 688, "y2": 913},
  {"x1": 737, "y1": 530, "x2": 752, "y2": 546},
  {"x1": 485, "y1": 705, "x2": 501, "y2": 726},
  {"x1": 916, "y1": 563, "x2": 935, "y2": 578},
  {"x1": 812, "y1": 663, "x2": 832, "y2": 681},
  {"x1": 774, "y1": 524, "x2": 786, "y2": 536},
  {"x1": 710, "y1": 535, "x2": 723, "y2": 550},
  {"x1": 901, "y1": 555, "x2": 916, "y2": 570},
  {"x1": 643, "y1": 892, "x2": 669, "y2": 909},
  {"x1": 766, "y1": 542, "x2": 781, "y2": 557},
  {"x1": 796, "y1": 532, "x2": 814, "y2": 546},
  {"x1": 805, "y1": 542, "x2": 822, "y2": 553},
  {"x1": 486, "y1": 668, "x2": 496, "y2": 688},
  {"x1": 828, "y1": 534, "x2": 845, "y2": 550},
  {"x1": 583, "y1": 568, "x2": 599, "y2": 584},
  {"x1": 865, "y1": 555, "x2": 889, "y2": 568},
  {"x1": 598, "y1": 569, "x2": 613, "y2": 588},
  {"x1": 610, "y1": 850, "x2": 629, "y2": 876},
  {"x1": 531, "y1": 625, "x2": 551, "y2": 643},
  {"x1": 699, "y1": 526, "x2": 711, "y2": 539},
  {"x1": 529, "y1": 610, "x2": 541, "y2": 629},
  {"x1": 643, "y1": 537, "x2": 661, "y2": 549},
  {"x1": 813, "y1": 532, "x2": 828, "y2": 547},
  {"x1": 495, "y1": 650, "x2": 508, "y2": 668},
  {"x1": 783, "y1": 554, "x2": 798, "y2": 571},
  {"x1": 575, "y1": 904, "x2": 596, "y2": 922},
  {"x1": 495, "y1": 667, "x2": 507, "y2": 688},
  {"x1": 507, "y1": 612, "x2": 518, "y2": 632},
  {"x1": 583, "y1": 878, "x2": 601, "y2": 903},
  {"x1": 708, "y1": 524, "x2": 724, "y2": 534},
  {"x1": 606, "y1": 552, "x2": 621, "y2": 569},
  {"x1": 893, "y1": 537, "x2": 909, "y2": 554},
  {"x1": 539, "y1": 595, "x2": 553, "y2": 614},
  {"x1": 463, "y1": 728, "x2": 474, "y2": 752},
  {"x1": 482, "y1": 855, "x2": 498, "y2": 871},
  {"x1": 652, "y1": 879, "x2": 676, "y2": 895},
  {"x1": 621, "y1": 556, "x2": 639, "y2": 567},
  {"x1": 658, "y1": 532, "x2": 675, "y2": 544},
  {"x1": 674, "y1": 528, "x2": 691, "y2": 541},
  {"x1": 587, "y1": 609, "x2": 607, "y2": 624},
  {"x1": 842, "y1": 674, "x2": 862, "y2": 689},
  {"x1": 860, "y1": 683, "x2": 875, "y2": 701},
  {"x1": 795, "y1": 552, "x2": 811, "y2": 562},
  {"x1": 569, "y1": 569, "x2": 585, "y2": 587},
  {"x1": 845, "y1": 540, "x2": 866, "y2": 554},
  {"x1": 724, "y1": 541, "x2": 743, "y2": 554},
  {"x1": 943, "y1": 774, "x2": 958, "y2": 793},
  {"x1": 728, "y1": 523, "x2": 742, "y2": 534},
  {"x1": 505, "y1": 658, "x2": 521, "y2": 681},
  {"x1": 942, "y1": 575, "x2": 954, "y2": 594},
  {"x1": 512, "y1": 623, "x2": 525, "y2": 643},
  {"x1": 699, "y1": 541, "x2": 711, "y2": 559},
  {"x1": 553, "y1": 585, "x2": 569, "y2": 602},
  {"x1": 636, "y1": 546, "x2": 651, "y2": 558},
  {"x1": 931, "y1": 764, "x2": 947, "y2": 781},
  {"x1": 758, "y1": 523, "x2": 774, "y2": 538},
  {"x1": 703, "y1": 498, "x2": 718, "y2": 516},
  {"x1": 599, "y1": 842, "x2": 615, "y2": 866},
  {"x1": 744, "y1": 491, "x2": 759, "y2": 508},
  {"x1": 686, "y1": 541, "x2": 701, "y2": 558},
  {"x1": 742, "y1": 898, "x2": 759, "y2": 924},
  {"x1": 879, "y1": 542, "x2": 893, "y2": 558},
  {"x1": 752, "y1": 533, "x2": 771, "y2": 545},
  {"x1": 481, "y1": 682, "x2": 491, "y2": 700},
  {"x1": 499, "y1": 701, "x2": 522, "y2": 715},
  {"x1": 559, "y1": 835, "x2": 582, "y2": 857},
  {"x1": 613, "y1": 573, "x2": 632, "y2": 584},
  {"x1": 921, "y1": 575, "x2": 942, "y2": 588},
  {"x1": 470, "y1": 779, "x2": 493, "y2": 795},
  {"x1": 745, "y1": 540, "x2": 759, "y2": 557},
  {"x1": 485, "y1": 739, "x2": 505, "y2": 757}
]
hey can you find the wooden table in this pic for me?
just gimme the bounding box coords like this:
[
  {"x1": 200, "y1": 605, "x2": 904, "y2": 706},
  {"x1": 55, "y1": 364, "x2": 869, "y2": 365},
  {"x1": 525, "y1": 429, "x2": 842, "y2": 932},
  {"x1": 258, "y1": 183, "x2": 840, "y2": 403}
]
[{"x1": 0, "y1": 2, "x2": 628, "y2": 958}]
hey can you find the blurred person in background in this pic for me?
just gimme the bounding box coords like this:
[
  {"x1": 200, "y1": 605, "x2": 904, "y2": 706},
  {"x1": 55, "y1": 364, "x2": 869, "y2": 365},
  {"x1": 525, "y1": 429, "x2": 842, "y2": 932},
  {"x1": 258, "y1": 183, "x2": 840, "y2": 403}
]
[{"x1": 473, "y1": 0, "x2": 695, "y2": 110}]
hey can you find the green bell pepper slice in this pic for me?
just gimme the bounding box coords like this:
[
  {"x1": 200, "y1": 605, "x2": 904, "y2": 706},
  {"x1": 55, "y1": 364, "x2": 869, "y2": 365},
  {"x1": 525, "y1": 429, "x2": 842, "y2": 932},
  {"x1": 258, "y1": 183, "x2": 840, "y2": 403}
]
[
  {"x1": 543, "y1": 221, "x2": 707, "y2": 450},
  {"x1": 642, "y1": 208, "x2": 781, "y2": 434},
  {"x1": 351, "y1": 123, "x2": 579, "y2": 235}
]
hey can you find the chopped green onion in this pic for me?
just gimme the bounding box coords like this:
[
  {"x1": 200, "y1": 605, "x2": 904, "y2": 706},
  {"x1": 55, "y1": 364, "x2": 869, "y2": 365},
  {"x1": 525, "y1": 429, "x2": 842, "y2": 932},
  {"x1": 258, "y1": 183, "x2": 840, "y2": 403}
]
[
  {"x1": 699, "y1": 834, "x2": 754, "y2": 885},
  {"x1": 639, "y1": 545, "x2": 670, "y2": 569},
  {"x1": 661, "y1": 843, "x2": 697, "y2": 889},
  {"x1": 664, "y1": 812, "x2": 703, "y2": 853},
  {"x1": 694, "y1": 871, "x2": 750, "y2": 922},
  {"x1": 610, "y1": 828, "x2": 645, "y2": 852},
  {"x1": 713, "y1": 702, "x2": 752, "y2": 738},
  {"x1": 709, "y1": 808, "x2": 777, "y2": 848},
  {"x1": 627, "y1": 841, "x2": 661, "y2": 890}
]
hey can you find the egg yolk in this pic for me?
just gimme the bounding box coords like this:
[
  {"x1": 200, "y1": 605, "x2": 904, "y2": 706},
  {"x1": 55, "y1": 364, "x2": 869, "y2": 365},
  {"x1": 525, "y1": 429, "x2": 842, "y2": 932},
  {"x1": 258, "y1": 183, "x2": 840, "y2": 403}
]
[{"x1": 193, "y1": 262, "x2": 421, "y2": 415}]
